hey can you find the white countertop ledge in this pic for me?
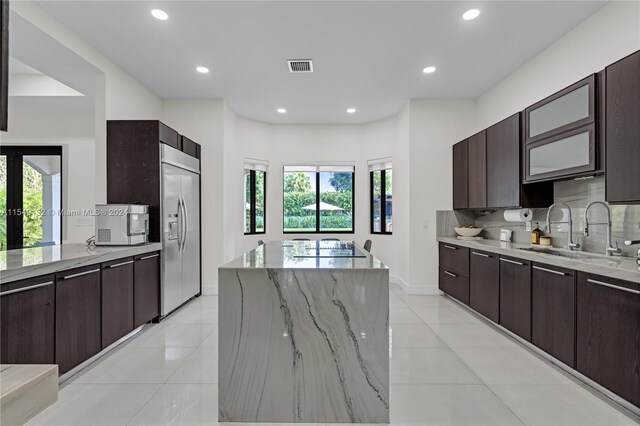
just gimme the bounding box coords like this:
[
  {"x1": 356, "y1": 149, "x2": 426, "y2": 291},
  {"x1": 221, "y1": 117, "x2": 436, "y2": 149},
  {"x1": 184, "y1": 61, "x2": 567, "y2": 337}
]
[
  {"x1": 220, "y1": 240, "x2": 388, "y2": 270},
  {"x1": 438, "y1": 237, "x2": 640, "y2": 284},
  {"x1": 0, "y1": 243, "x2": 162, "y2": 284}
]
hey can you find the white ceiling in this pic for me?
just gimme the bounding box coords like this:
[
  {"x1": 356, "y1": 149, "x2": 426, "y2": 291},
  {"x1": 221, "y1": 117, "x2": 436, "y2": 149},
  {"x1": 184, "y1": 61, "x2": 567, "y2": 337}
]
[{"x1": 34, "y1": 1, "x2": 607, "y2": 124}]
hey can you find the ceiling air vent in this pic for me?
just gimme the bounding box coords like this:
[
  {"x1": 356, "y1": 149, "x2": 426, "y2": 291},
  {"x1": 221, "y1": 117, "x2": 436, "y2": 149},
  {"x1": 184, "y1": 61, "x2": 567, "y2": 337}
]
[{"x1": 287, "y1": 59, "x2": 313, "y2": 73}]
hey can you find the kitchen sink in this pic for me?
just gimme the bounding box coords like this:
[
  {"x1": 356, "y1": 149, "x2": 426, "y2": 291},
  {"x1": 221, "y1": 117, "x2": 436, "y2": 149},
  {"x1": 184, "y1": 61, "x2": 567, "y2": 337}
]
[{"x1": 517, "y1": 247, "x2": 603, "y2": 259}]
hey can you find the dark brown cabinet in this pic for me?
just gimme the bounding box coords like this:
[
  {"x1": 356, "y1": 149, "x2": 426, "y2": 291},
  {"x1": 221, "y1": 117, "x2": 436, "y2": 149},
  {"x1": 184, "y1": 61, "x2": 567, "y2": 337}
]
[
  {"x1": 180, "y1": 135, "x2": 200, "y2": 159},
  {"x1": 469, "y1": 250, "x2": 499, "y2": 322},
  {"x1": 499, "y1": 256, "x2": 531, "y2": 341},
  {"x1": 605, "y1": 50, "x2": 640, "y2": 203},
  {"x1": 101, "y1": 258, "x2": 135, "y2": 348},
  {"x1": 55, "y1": 266, "x2": 102, "y2": 374},
  {"x1": 455, "y1": 113, "x2": 553, "y2": 210},
  {"x1": 0, "y1": 0, "x2": 8, "y2": 132},
  {"x1": 134, "y1": 252, "x2": 161, "y2": 327},
  {"x1": 0, "y1": 275, "x2": 55, "y2": 364},
  {"x1": 452, "y1": 140, "x2": 468, "y2": 209},
  {"x1": 467, "y1": 131, "x2": 486, "y2": 209},
  {"x1": 107, "y1": 120, "x2": 201, "y2": 242},
  {"x1": 532, "y1": 263, "x2": 576, "y2": 368},
  {"x1": 159, "y1": 122, "x2": 180, "y2": 149},
  {"x1": 577, "y1": 273, "x2": 640, "y2": 407},
  {"x1": 438, "y1": 243, "x2": 470, "y2": 305},
  {"x1": 486, "y1": 114, "x2": 520, "y2": 208}
]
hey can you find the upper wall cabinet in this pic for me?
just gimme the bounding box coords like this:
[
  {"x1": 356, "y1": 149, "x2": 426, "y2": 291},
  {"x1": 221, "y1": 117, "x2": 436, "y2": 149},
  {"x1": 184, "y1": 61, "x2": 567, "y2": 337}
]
[
  {"x1": 523, "y1": 74, "x2": 603, "y2": 183},
  {"x1": 452, "y1": 139, "x2": 469, "y2": 210},
  {"x1": 467, "y1": 131, "x2": 487, "y2": 209},
  {"x1": 453, "y1": 113, "x2": 553, "y2": 210},
  {"x1": 525, "y1": 75, "x2": 595, "y2": 143},
  {"x1": 0, "y1": 0, "x2": 8, "y2": 132},
  {"x1": 605, "y1": 50, "x2": 640, "y2": 204}
]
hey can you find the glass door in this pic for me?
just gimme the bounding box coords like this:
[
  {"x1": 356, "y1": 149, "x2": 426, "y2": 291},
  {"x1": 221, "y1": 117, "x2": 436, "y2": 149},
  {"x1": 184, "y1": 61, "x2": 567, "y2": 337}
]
[{"x1": 0, "y1": 146, "x2": 62, "y2": 250}]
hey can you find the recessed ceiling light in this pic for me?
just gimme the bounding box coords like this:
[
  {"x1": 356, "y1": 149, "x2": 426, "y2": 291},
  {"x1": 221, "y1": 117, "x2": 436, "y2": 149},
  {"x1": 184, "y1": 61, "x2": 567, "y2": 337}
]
[
  {"x1": 151, "y1": 9, "x2": 168, "y2": 20},
  {"x1": 277, "y1": 108, "x2": 287, "y2": 114},
  {"x1": 423, "y1": 66, "x2": 436, "y2": 74},
  {"x1": 347, "y1": 108, "x2": 357, "y2": 114},
  {"x1": 196, "y1": 66, "x2": 210, "y2": 74},
  {"x1": 462, "y1": 9, "x2": 480, "y2": 20}
]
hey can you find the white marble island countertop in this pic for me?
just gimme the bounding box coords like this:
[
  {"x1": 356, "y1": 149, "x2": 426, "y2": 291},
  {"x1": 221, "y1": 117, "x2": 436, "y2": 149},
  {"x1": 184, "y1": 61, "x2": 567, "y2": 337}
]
[
  {"x1": 438, "y1": 237, "x2": 640, "y2": 284},
  {"x1": 0, "y1": 243, "x2": 162, "y2": 284},
  {"x1": 220, "y1": 240, "x2": 388, "y2": 270},
  {"x1": 218, "y1": 240, "x2": 389, "y2": 423}
]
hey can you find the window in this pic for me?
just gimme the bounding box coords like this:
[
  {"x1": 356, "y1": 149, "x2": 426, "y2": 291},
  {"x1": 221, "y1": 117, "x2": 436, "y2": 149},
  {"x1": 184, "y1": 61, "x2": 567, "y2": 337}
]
[
  {"x1": 244, "y1": 159, "x2": 267, "y2": 235},
  {"x1": 369, "y1": 158, "x2": 392, "y2": 234},
  {"x1": 283, "y1": 164, "x2": 354, "y2": 233},
  {"x1": 0, "y1": 146, "x2": 63, "y2": 249}
]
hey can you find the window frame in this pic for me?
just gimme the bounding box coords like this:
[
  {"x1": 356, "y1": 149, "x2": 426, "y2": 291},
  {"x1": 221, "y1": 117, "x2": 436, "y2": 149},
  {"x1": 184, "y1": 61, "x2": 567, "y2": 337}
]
[
  {"x1": 282, "y1": 170, "x2": 356, "y2": 234},
  {"x1": 244, "y1": 169, "x2": 266, "y2": 235},
  {"x1": 0, "y1": 145, "x2": 64, "y2": 249},
  {"x1": 370, "y1": 168, "x2": 392, "y2": 235}
]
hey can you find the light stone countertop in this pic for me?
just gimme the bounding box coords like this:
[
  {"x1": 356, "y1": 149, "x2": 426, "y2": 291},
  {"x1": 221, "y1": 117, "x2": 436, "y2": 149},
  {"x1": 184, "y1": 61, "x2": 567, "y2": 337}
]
[
  {"x1": 0, "y1": 364, "x2": 58, "y2": 426},
  {"x1": 438, "y1": 237, "x2": 640, "y2": 284},
  {"x1": 220, "y1": 240, "x2": 388, "y2": 270},
  {"x1": 0, "y1": 243, "x2": 163, "y2": 285}
]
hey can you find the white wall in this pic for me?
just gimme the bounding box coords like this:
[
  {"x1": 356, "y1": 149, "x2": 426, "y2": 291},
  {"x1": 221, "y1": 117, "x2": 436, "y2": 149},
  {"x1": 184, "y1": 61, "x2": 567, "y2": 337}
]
[
  {"x1": 408, "y1": 101, "x2": 476, "y2": 291},
  {"x1": 161, "y1": 100, "x2": 225, "y2": 294}
]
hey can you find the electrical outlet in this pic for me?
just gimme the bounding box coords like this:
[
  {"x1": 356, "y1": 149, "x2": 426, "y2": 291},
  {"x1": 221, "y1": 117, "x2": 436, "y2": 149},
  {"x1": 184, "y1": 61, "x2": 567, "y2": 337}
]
[
  {"x1": 422, "y1": 219, "x2": 429, "y2": 229},
  {"x1": 526, "y1": 221, "x2": 532, "y2": 232}
]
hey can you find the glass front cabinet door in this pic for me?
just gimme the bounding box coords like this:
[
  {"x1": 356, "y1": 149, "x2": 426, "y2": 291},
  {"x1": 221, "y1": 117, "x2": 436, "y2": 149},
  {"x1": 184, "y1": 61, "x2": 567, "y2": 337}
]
[{"x1": 524, "y1": 75, "x2": 597, "y2": 182}]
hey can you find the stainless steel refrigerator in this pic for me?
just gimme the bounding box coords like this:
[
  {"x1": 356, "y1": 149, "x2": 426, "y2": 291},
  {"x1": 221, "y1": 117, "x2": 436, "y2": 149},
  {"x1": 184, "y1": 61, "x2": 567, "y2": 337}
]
[{"x1": 160, "y1": 144, "x2": 201, "y2": 316}]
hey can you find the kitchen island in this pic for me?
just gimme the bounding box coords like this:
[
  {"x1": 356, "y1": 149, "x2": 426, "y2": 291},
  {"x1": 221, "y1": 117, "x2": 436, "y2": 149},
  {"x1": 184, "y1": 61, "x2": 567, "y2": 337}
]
[{"x1": 218, "y1": 240, "x2": 389, "y2": 423}]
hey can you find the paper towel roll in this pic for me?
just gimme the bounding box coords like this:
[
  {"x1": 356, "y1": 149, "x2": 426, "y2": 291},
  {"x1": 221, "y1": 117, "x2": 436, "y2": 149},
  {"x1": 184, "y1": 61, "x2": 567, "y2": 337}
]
[{"x1": 503, "y1": 209, "x2": 533, "y2": 222}]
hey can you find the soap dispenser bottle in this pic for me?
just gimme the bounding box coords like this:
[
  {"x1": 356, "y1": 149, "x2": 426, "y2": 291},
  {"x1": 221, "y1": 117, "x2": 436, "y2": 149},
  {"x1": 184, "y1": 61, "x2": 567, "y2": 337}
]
[{"x1": 531, "y1": 223, "x2": 543, "y2": 245}]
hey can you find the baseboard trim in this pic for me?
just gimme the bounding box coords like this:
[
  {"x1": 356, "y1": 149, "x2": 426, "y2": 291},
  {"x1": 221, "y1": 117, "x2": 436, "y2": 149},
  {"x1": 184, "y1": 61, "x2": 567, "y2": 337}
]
[{"x1": 390, "y1": 275, "x2": 442, "y2": 295}]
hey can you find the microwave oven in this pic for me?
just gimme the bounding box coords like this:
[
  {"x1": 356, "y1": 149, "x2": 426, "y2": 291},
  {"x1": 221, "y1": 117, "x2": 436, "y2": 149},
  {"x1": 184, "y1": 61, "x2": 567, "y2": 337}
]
[{"x1": 95, "y1": 204, "x2": 149, "y2": 245}]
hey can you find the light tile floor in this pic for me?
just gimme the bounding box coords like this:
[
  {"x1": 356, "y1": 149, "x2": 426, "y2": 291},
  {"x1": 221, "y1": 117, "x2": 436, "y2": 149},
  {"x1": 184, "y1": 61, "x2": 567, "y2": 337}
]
[{"x1": 28, "y1": 285, "x2": 640, "y2": 426}]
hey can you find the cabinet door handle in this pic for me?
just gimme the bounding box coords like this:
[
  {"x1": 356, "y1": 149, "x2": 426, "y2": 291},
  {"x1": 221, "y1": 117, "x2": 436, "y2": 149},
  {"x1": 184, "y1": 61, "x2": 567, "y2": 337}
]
[
  {"x1": 472, "y1": 252, "x2": 490, "y2": 258},
  {"x1": 60, "y1": 268, "x2": 100, "y2": 280},
  {"x1": 0, "y1": 281, "x2": 54, "y2": 297},
  {"x1": 500, "y1": 258, "x2": 524, "y2": 266},
  {"x1": 444, "y1": 245, "x2": 458, "y2": 250},
  {"x1": 108, "y1": 260, "x2": 134, "y2": 269},
  {"x1": 444, "y1": 270, "x2": 457, "y2": 278},
  {"x1": 533, "y1": 265, "x2": 566, "y2": 276},
  {"x1": 139, "y1": 253, "x2": 159, "y2": 261},
  {"x1": 587, "y1": 279, "x2": 640, "y2": 295}
]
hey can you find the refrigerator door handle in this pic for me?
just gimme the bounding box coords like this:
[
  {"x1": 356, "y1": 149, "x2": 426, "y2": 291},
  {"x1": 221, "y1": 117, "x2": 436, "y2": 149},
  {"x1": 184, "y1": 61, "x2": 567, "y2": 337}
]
[
  {"x1": 182, "y1": 196, "x2": 189, "y2": 250},
  {"x1": 177, "y1": 198, "x2": 184, "y2": 252}
]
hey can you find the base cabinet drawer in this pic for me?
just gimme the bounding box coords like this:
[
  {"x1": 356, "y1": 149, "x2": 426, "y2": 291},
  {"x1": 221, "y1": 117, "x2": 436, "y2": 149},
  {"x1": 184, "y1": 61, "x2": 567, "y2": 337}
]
[
  {"x1": 134, "y1": 252, "x2": 161, "y2": 327},
  {"x1": 439, "y1": 243, "x2": 469, "y2": 274},
  {"x1": 439, "y1": 266, "x2": 469, "y2": 305},
  {"x1": 469, "y1": 250, "x2": 499, "y2": 322},
  {"x1": 532, "y1": 263, "x2": 576, "y2": 368},
  {"x1": 499, "y1": 256, "x2": 532, "y2": 341},
  {"x1": 55, "y1": 266, "x2": 102, "y2": 375},
  {"x1": 101, "y1": 258, "x2": 135, "y2": 348},
  {"x1": 577, "y1": 273, "x2": 640, "y2": 407},
  {"x1": 0, "y1": 276, "x2": 55, "y2": 364}
]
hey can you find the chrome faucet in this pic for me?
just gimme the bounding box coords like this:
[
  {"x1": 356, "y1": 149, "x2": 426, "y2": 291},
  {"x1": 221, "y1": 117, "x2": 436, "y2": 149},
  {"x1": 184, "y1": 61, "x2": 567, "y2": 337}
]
[
  {"x1": 625, "y1": 240, "x2": 640, "y2": 266},
  {"x1": 546, "y1": 202, "x2": 580, "y2": 250},
  {"x1": 584, "y1": 201, "x2": 622, "y2": 256}
]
